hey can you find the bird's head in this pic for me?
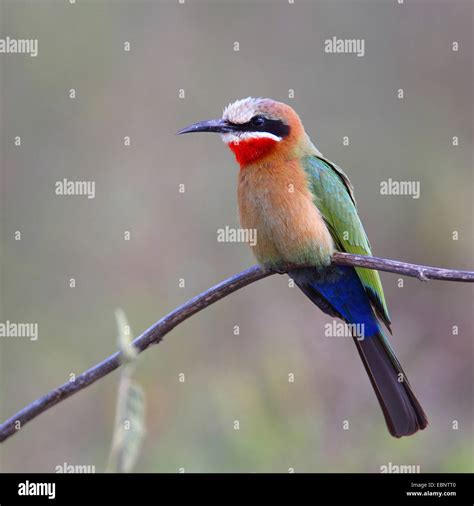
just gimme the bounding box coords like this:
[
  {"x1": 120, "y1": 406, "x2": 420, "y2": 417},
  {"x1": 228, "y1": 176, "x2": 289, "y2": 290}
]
[{"x1": 178, "y1": 97, "x2": 306, "y2": 166}]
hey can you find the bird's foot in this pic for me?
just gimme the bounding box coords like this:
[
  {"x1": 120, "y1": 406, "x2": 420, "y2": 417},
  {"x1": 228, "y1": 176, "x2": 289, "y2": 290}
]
[{"x1": 266, "y1": 263, "x2": 291, "y2": 275}]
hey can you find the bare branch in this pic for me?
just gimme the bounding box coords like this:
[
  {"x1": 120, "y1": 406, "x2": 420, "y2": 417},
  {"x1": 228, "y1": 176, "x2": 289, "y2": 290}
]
[
  {"x1": 0, "y1": 253, "x2": 472, "y2": 443},
  {"x1": 331, "y1": 252, "x2": 474, "y2": 282}
]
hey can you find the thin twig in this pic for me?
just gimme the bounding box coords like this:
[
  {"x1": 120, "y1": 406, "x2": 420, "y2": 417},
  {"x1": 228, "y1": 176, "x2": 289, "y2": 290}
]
[
  {"x1": 331, "y1": 252, "x2": 474, "y2": 282},
  {"x1": 0, "y1": 253, "x2": 472, "y2": 443}
]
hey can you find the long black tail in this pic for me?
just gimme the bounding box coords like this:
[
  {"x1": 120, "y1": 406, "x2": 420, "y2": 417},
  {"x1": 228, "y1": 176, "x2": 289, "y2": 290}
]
[
  {"x1": 354, "y1": 333, "x2": 428, "y2": 437},
  {"x1": 291, "y1": 266, "x2": 428, "y2": 438}
]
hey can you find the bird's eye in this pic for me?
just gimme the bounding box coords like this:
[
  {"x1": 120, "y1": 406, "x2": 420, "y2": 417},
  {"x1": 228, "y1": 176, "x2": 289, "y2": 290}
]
[{"x1": 250, "y1": 116, "x2": 266, "y2": 128}]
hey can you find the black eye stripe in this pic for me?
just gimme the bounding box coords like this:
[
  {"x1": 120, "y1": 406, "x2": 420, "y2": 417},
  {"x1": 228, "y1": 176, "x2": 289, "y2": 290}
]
[{"x1": 229, "y1": 117, "x2": 291, "y2": 138}]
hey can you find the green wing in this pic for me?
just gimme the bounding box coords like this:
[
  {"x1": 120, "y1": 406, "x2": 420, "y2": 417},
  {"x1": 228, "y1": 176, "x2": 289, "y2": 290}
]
[{"x1": 302, "y1": 154, "x2": 391, "y2": 329}]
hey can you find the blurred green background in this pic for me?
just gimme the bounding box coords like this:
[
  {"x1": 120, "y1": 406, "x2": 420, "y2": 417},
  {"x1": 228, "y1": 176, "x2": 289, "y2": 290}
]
[{"x1": 0, "y1": 0, "x2": 472, "y2": 472}]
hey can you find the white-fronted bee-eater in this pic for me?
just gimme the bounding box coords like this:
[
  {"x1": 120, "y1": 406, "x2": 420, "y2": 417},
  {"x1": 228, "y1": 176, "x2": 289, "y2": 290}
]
[{"x1": 178, "y1": 97, "x2": 428, "y2": 438}]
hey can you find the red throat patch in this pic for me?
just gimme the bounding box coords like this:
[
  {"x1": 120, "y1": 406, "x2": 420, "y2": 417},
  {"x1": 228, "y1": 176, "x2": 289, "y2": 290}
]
[{"x1": 227, "y1": 137, "x2": 278, "y2": 166}]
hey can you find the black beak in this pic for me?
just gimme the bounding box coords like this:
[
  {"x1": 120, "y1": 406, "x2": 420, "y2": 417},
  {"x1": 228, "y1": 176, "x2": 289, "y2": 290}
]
[{"x1": 177, "y1": 118, "x2": 234, "y2": 135}]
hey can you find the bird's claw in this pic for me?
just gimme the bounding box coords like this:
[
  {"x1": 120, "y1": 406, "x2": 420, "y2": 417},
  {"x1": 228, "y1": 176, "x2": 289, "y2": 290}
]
[{"x1": 268, "y1": 263, "x2": 290, "y2": 275}]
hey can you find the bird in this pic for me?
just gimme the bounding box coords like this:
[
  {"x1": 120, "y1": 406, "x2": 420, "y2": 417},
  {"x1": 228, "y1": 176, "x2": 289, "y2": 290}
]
[{"x1": 178, "y1": 97, "x2": 428, "y2": 438}]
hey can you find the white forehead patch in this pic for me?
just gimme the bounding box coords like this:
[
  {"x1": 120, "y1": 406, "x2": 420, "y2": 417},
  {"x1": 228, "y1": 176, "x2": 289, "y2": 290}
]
[
  {"x1": 222, "y1": 97, "x2": 265, "y2": 124},
  {"x1": 221, "y1": 97, "x2": 282, "y2": 144}
]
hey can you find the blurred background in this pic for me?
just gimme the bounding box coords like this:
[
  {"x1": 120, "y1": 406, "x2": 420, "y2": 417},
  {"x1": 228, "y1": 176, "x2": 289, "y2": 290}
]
[{"x1": 0, "y1": 0, "x2": 472, "y2": 473}]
